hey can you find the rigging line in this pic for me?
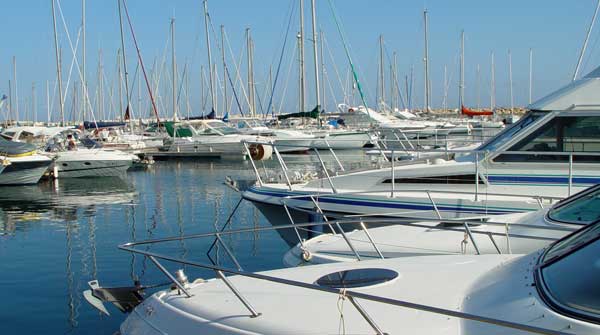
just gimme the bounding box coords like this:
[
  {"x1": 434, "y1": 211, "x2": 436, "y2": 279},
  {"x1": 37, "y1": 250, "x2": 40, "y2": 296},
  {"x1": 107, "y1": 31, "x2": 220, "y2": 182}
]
[
  {"x1": 61, "y1": 27, "x2": 82, "y2": 112},
  {"x1": 277, "y1": 39, "x2": 298, "y2": 115},
  {"x1": 176, "y1": 61, "x2": 188, "y2": 107},
  {"x1": 224, "y1": 29, "x2": 251, "y2": 114},
  {"x1": 55, "y1": 0, "x2": 99, "y2": 128},
  {"x1": 207, "y1": 19, "x2": 244, "y2": 116},
  {"x1": 121, "y1": 0, "x2": 161, "y2": 124},
  {"x1": 265, "y1": 0, "x2": 296, "y2": 118},
  {"x1": 383, "y1": 44, "x2": 407, "y2": 110},
  {"x1": 323, "y1": 34, "x2": 347, "y2": 104},
  {"x1": 326, "y1": 0, "x2": 371, "y2": 118}
]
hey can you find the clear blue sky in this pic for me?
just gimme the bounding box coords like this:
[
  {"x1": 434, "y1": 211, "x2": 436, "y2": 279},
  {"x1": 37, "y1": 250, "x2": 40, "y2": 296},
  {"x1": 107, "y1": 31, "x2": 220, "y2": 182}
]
[{"x1": 1, "y1": 0, "x2": 599, "y2": 121}]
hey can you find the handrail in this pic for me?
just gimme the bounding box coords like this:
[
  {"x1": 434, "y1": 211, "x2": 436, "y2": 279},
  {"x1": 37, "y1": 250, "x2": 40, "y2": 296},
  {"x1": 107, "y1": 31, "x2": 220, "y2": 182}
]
[{"x1": 118, "y1": 232, "x2": 572, "y2": 335}]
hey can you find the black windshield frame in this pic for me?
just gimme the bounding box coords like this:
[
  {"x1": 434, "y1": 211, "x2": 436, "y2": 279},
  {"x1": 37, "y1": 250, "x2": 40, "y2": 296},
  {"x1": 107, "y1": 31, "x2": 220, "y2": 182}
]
[{"x1": 535, "y1": 220, "x2": 600, "y2": 324}]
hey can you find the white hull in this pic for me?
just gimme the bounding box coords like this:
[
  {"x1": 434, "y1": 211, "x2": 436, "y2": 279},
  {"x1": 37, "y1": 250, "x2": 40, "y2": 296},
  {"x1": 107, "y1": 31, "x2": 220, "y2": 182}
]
[
  {"x1": 120, "y1": 251, "x2": 600, "y2": 335},
  {"x1": 0, "y1": 155, "x2": 52, "y2": 185},
  {"x1": 53, "y1": 149, "x2": 134, "y2": 178}
]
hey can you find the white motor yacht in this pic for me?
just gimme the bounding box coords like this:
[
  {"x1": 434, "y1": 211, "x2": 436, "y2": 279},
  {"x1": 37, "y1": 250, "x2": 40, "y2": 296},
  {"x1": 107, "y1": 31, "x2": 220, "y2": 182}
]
[
  {"x1": 2, "y1": 126, "x2": 136, "y2": 178},
  {"x1": 283, "y1": 184, "x2": 600, "y2": 266},
  {"x1": 93, "y1": 218, "x2": 600, "y2": 334},
  {"x1": 0, "y1": 136, "x2": 53, "y2": 185},
  {"x1": 242, "y1": 66, "x2": 600, "y2": 230},
  {"x1": 155, "y1": 120, "x2": 273, "y2": 160},
  {"x1": 235, "y1": 119, "x2": 316, "y2": 153}
]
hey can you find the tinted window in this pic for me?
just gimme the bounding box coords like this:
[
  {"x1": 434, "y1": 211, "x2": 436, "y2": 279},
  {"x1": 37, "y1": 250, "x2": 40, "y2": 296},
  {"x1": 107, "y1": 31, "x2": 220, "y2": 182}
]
[
  {"x1": 540, "y1": 227, "x2": 600, "y2": 320},
  {"x1": 496, "y1": 116, "x2": 600, "y2": 162},
  {"x1": 479, "y1": 112, "x2": 542, "y2": 152},
  {"x1": 382, "y1": 174, "x2": 485, "y2": 184},
  {"x1": 548, "y1": 187, "x2": 600, "y2": 225}
]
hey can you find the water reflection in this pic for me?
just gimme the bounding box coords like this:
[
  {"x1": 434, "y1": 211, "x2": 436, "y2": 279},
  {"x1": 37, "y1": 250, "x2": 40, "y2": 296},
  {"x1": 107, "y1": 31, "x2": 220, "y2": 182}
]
[
  {"x1": 0, "y1": 178, "x2": 136, "y2": 235},
  {"x1": 0, "y1": 155, "x2": 372, "y2": 334}
]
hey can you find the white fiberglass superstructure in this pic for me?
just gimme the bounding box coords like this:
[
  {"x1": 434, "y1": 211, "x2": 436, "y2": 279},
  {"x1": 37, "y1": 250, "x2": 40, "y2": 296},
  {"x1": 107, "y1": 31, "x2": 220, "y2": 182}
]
[
  {"x1": 87, "y1": 213, "x2": 600, "y2": 334},
  {"x1": 283, "y1": 184, "x2": 600, "y2": 266},
  {"x1": 242, "y1": 68, "x2": 600, "y2": 232}
]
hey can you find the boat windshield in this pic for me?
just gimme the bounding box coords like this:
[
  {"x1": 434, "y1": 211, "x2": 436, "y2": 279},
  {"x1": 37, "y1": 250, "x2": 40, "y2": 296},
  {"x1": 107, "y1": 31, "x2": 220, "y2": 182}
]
[
  {"x1": 538, "y1": 221, "x2": 600, "y2": 321},
  {"x1": 478, "y1": 112, "x2": 543, "y2": 152},
  {"x1": 548, "y1": 186, "x2": 600, "y2": 225},
  {"x1": 206, "y1": 121, "x2": 240, "y2": 135}
]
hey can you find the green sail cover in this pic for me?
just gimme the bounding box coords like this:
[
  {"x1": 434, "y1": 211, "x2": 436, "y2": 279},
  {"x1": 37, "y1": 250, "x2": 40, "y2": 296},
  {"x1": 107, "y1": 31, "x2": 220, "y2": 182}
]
[
  {"x1": 277, "y1": 105, "x2": 320, "y2": 120},
  {"x1": 163, "y1": 121, "x2": 194, "y2": 137}
]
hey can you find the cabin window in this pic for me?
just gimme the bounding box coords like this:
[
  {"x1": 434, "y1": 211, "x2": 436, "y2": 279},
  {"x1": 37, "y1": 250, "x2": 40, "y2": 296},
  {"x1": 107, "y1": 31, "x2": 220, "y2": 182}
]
[
  {"x1": 382, "y1": 174, "x2": 485, "y2": 184},
  {"x1": 548, "y1": 186, "x2": 600, "y2": 225},
  {"x1": 479, "y1": 112, "x2": 542, "y2": 152},
  {"x1": 495, "y1": 116, "x2": 600, "y2": 163},
  {"x1": 538, "y1": 223, "x2": 600, "y2": 322}
]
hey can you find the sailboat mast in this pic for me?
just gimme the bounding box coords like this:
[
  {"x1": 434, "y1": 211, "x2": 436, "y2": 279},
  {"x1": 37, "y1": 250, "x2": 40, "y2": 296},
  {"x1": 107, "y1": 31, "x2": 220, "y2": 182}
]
[
  {"x1": 299, "y1": 0, "x2": 306, "y2": 114},
  {"x1": 118, "y1": 0, "x2": 131, "y2": 124},
  {"x1": 378, "y1": 34, "x2": 385, "y2": 110},
  {"x1": 13, "y1": 56, "x2": 19, "y2": 123},
  {"x1": 246, "y1": 28, "x2": 256, "y2": 117},
  {"x1": 171, "y1": 18, "x2": 177, "y2": 120},
  {"x1": 476, "y1": 64, "x2": 481, "y2": 110},
  {"x1": 508, "y1": 49, "x2": 514, "y2": 113},
  {"x1": 310, "y1": 0, "x2": 321, "y2": 116},
  {"x1": 320, "y1": 29, "x2": 326, "y2": 113},
  {"x1": 46, "y1": 80, "x2": 50, "y2": 122},
  {"x1": 51, "y1": 0, "x2": 64, "y2": 125},
  {"x1": 459, "y1": 30, "x2": 465, "y2": 110},
  {"x1": 221, "y1": 25, "x2": 227, "y2": 116},
  {"x1": 423, "y1": 9, "x2": 430, "y2": 112},
  {"x1": 529, "y1": 48, "x2": 533, "y2": 104},
  {"x1": 490, "y1": 51, "x2": 495, "y2": 111},
  {"x1": 203, "y1": 0, "x2": 216, "y2": 117},
  {"x1": 82, "y1": 0, "x2": 86, "y2": 121}
]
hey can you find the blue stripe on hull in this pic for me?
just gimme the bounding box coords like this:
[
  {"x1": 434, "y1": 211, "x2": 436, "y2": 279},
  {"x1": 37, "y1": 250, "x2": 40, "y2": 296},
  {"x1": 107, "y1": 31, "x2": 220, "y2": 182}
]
[{"x1": 245, "y1": 187, "x2": 524, "y2": 215}]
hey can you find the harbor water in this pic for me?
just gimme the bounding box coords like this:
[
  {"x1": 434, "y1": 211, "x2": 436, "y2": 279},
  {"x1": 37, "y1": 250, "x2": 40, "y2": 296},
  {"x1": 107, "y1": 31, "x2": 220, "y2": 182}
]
[{"x1": 0, "y1": 152, "x2": 374, "y2": 334}]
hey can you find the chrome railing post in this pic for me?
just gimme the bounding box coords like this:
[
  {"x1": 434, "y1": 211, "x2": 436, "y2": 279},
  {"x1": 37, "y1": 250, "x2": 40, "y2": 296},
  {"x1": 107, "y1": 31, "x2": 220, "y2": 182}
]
[
  {"x1": 273, "y1": 145, "x2": 293, "y2": 191},
  {"x1": 426, "y1": 191, "x2": 442, "y2": 219},
  {"x1": 313, "y1": 148, "x2": 338, "y2": 194},
  {"x1": 308, "y1": 196, "x2": 335, "y2": 234},
  {"x1": 487, "y1": 232, "x2": 502, "y2": 254},
  {"x1": 325, "y1": 139, "x2": 345, "y2": 172},
  {"x1": 568, "y1": 153, "x2": 573, "y2": 196},
  {"x1": 359, "y1": 221, "x2": 385, "y2": 259},
  {"x1": 215, "y1": 234, "x2": 243, "y2": 271},
  {"x1": 282, "y1": 202, "x2": 306, "y2": 246},
  {"x1": 148, "y1": 255, "x2": 193, "y2": 298},
  {"x1": 475, "y1": 151, "x2": 480, "y2": 202},
  {"x1": 243, "y1": 141, "x2": 263, "y2": 186},
  {"x1": 390, "y1": 150, "x2": 395, "y2": 198},
  {"x1": 215, "y1": 270, "x2": 261, "y2": 318},
  {"x1": 463, "y1": 222, "x2": 481, "y2": 255},
  {"x1": 346, "y1": 295, "x2": 385, "y2": 335}
]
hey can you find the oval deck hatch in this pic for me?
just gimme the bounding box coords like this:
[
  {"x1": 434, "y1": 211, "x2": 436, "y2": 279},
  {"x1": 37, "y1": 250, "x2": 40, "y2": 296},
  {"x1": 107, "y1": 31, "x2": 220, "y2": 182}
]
[{"x1": 315, "y1": 268, "x2": 399, "y2": 289}]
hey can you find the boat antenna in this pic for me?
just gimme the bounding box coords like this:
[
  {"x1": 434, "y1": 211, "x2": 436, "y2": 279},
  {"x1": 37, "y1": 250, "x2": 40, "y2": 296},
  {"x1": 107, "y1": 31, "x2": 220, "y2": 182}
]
[{"x1": 573, "y1": 0, "x2": 600, "y2": 81}]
